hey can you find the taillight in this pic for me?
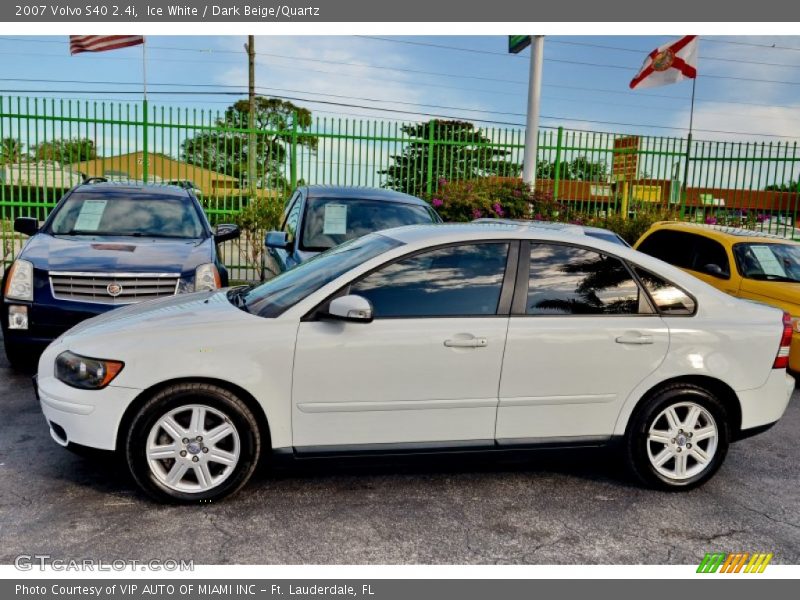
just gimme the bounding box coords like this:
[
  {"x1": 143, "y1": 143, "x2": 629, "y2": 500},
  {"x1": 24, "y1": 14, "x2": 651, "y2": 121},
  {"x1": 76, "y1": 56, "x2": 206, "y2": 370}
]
[{"x1": 773, "y1": 311, "x2": 793, "y2": 369}]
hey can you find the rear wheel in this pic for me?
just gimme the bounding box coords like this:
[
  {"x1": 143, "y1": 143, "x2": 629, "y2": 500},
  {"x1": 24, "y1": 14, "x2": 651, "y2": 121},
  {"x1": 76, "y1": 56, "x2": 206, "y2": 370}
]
[
  {"x1": 126, "y1": 383, "x2": 261, "y2": 503},
  {"x1": 625, "y1": 384, "x2": 730, "y2": 490}
]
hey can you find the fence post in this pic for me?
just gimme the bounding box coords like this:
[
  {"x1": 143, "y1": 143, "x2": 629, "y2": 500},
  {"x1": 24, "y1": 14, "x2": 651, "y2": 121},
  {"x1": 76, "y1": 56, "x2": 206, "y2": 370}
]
[
  {"x1": 142, "y1": 99, "x2": 148, "y2": 183},
  {"x1": 425, "y1": 121, "x2": 435, "y2": 196},
  {"x1": 553, "y1": 126, "x2": 563, "y2": 201},
  {"x1": 290, "y1": 113, "x2": 298, "y2": 190},
  {"x1": 680, "y1": 133, "x2": 692, "y2": 219}
]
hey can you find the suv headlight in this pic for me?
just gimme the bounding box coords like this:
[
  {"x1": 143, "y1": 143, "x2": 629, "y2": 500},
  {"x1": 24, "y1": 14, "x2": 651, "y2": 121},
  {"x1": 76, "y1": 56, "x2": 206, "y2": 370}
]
[
  {"x1": 55, "y1": 351, "x2": 124, "y2": 390},
  {"x1": 4, "y1": 259, "x2": 33, "y2": 301},
  {"x1": 195, "y1": 263, "x2": 221, "y2": 292}
]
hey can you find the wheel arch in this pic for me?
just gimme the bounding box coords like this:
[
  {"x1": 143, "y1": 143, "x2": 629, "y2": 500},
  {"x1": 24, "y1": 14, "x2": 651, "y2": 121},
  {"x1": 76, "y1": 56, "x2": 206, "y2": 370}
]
[
  {"x1": 115, "y1": 377, "x2": 272, "y2": 454},
  {"x1": 622, "y1": 375, "x2": 742, "y2": 439}
]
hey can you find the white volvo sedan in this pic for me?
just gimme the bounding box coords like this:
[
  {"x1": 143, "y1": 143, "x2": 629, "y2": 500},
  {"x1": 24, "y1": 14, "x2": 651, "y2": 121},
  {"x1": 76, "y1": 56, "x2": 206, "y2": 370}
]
[{"x1": 35, "y1": 223, "x2": 794, "y2": 502}]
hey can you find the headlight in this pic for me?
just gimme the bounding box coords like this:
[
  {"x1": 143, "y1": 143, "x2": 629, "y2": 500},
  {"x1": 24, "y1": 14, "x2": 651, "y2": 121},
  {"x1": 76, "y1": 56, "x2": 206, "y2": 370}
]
[
  {"x1": 195, "y1": 263, "x2": 221, "y2": 292},
  {"x1": 55, "y1": 351, "x2": 124, "y2": 390},
  {"x1": 4, "y1": 259, "x2": 33, "y2": 301}
]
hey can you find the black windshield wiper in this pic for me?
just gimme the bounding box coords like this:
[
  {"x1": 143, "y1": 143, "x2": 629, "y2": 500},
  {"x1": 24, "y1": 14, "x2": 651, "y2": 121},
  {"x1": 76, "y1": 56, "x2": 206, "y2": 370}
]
[{"x1": 748, "y1": 274, "x2": 800, "y2": 283}]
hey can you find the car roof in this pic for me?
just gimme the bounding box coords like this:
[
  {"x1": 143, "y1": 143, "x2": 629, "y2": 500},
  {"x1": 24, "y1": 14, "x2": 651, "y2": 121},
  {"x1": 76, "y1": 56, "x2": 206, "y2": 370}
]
[
  {"x1": 302, "y1": 185, "x2": 428, "y2": 206},
  {"x1": 473, "y1": 218, "x2": 624, "y2": 239},
  {"x1": 648, "y1": 221, "x2": 795, "y2": 244},
  {"x1": 72, "y1": 181, "x2": 192, "y2": 199},
  {"x1": 380, "y1": 222, "x2": 616, "y2": 246}
]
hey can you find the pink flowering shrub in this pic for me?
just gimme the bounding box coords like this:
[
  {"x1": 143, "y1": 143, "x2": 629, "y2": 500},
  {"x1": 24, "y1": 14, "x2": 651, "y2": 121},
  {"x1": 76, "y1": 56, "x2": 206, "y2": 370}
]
[{"x1": 427, "y1": 177, "x2": 533, "y2": 222}]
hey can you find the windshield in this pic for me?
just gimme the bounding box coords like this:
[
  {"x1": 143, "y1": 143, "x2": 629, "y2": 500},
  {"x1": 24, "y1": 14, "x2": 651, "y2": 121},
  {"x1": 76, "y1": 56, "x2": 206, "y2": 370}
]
[
  {"x1": 300, "y1": 197, "x2": 435, "y2": 251},
  {"x1": 734, "y1": 243, "x2": 800, "y2": 283},
  {"x1": 238, "y1": 233, "x2": 403, "y2": 317},
  {"x1": 49, "y1": 192, "x2": 206, "y2": 239}
]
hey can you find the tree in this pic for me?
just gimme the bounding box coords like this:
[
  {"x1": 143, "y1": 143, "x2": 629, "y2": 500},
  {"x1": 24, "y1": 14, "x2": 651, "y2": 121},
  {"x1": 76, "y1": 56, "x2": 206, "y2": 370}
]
[
  {"x1": 181, "y1": 97, "x2": 317, "y2": 191},
  {"x1": 0, "y1": 138, "x2": 24, "y2": 165},
  {"x1": 536, "y1": 155, "x2": 609, "y2": 182},
  {"x1": 380, "y1": 120, "x2": 518, "y2": 197},
  {"x1": 765, "y1": 180, "x2": 799, "y2": 192},
  {"x1": 33, "y1": 138, "x2": 96, "y2": 163}
]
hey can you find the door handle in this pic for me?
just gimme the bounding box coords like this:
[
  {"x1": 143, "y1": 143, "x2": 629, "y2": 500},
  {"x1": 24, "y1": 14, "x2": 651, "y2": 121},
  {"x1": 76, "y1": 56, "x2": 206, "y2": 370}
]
[
  {"x1": 444, "y1": 337, "x2": 488, "y2": 348},
  {"x1": 615, "y1": 333, "x2": 654, "y2": 345}
]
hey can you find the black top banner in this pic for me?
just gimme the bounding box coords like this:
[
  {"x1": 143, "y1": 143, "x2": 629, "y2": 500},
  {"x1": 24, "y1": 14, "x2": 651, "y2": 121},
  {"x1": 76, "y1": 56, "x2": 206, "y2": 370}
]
[{"x1": 2, "y1": 0, "x2": 799, "y2": 22}]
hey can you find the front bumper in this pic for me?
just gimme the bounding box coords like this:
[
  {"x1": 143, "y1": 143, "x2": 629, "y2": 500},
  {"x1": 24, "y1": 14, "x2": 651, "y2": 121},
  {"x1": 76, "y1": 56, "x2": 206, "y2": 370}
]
[
  {"x1": 738, "y1": 369, "x2": 795, "y2": 433},
  {"x1": 2, "y1": 298, "x2": 116, "y2": 353},
  {"x1": 36, "y1": 368, "x2": 142, "y2": 451}
]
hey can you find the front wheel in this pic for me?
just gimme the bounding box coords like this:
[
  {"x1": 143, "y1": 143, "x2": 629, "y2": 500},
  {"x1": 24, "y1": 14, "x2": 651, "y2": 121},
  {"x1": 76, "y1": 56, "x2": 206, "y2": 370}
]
[
  {"x1": 625, "y1": 384, "x2": 730, "y2": 490},
  {"x1": 126, "y1": 383, "x2": 261, "y2": 503}
]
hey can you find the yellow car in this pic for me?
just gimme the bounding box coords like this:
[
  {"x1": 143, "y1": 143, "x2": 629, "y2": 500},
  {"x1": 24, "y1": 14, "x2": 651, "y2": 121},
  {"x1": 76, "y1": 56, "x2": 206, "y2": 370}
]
[{"x1": 635, "y1": 221, "x2": 800, "y2": 371}]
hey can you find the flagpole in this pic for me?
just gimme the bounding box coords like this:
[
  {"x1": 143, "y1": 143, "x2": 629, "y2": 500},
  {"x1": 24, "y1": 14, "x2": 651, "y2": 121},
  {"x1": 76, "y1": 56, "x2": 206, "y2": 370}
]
[
  {"x1": 680, "y1": 76, "x2": 696, "y2": 217},
  {"x1": 142, "y1": 39, "x2": 148, "y2": 183}
]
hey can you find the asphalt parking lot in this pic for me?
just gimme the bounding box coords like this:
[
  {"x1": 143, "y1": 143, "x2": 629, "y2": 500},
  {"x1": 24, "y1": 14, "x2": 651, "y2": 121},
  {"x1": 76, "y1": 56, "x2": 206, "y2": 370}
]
[{"x1": 1, "y1": 337, "x2": 798, "y2": 565}]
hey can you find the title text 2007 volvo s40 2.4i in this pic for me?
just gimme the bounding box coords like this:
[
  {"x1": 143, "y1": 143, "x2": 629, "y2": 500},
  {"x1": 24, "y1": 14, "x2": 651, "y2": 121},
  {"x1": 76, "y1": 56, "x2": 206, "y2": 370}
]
[{"x1": 34, "y1": 223, "x2": 794, "y2": 502}]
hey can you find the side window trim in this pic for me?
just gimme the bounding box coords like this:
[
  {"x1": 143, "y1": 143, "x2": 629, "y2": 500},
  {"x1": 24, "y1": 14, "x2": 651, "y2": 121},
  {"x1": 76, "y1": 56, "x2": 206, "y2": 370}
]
[
  {"x1": 281, "y1": 192, "x2": 300, "y2": 230},
  {"x1": 303, "y1": 239, "x2": 517, "y2": 321},
  {"x1": 631, "y1": 265, "x2": 698, "y2": 317},
  {"x1": 510, "y1": 240, "x2": 656, "y2": 317},
  {"x1": 282, "y1": 192, "x2": 304, "y2": 245}
]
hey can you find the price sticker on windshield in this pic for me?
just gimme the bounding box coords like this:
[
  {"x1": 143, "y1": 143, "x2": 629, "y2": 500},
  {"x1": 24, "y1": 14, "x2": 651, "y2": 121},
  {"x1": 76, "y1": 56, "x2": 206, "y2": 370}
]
[
  {"x1": 323, "y1": 203, "x2": 348, "y2": 235},
  {"x1": 750, "y1": 245, "x2": 787, "y2": 277},
  {"x1": 73, "y1": 199, "x2": 107, "y2": 232}
]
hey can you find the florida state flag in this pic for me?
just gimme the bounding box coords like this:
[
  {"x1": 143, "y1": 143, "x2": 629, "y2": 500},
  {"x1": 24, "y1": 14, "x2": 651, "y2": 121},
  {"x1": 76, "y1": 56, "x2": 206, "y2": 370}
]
[{"x1": 630, "y1": 35, "x2": 698, "y2": 89}]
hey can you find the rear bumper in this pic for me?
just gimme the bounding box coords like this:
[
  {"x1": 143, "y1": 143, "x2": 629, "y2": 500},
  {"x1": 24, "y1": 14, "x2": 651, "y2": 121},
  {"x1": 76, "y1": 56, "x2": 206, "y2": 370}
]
[{"x1": 737, "y1": 370, "x2": 795, "y2": 432}]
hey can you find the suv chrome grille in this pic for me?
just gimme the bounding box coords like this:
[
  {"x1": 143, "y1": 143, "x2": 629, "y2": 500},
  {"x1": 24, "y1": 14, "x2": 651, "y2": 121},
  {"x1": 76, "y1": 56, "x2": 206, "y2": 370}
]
[{"x1": 49, "y1": 272, "x2": 180, "y2": 305}]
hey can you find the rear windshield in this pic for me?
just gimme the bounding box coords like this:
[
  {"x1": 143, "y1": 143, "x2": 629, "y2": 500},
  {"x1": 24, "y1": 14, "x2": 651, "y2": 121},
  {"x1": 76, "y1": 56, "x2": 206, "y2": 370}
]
[
  {"x1": 300, "y1": 197, "x2": 435, "y2": 251},
  {"x1": 49, "y1": 192, "x2": 205, "y2": 239}
]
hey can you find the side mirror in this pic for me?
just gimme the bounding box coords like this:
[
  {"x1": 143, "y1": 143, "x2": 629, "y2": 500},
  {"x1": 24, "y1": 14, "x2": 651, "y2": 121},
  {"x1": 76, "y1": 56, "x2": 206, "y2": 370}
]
[
  {"x1": 703, "y1": 263, "x2": 728, "y2": 278},
  {"x1": 214, "y1": 223, "x2": 240, "y2": 243},
  {"x1": 325, "y1": 295, "x2": 373, "y2": 323},
  {"x1": 265, "y1": 231, "x2": 290, "y2": 250},
  {"x1": 14, "y1": 217, "x2": 38, "y2": 236}
]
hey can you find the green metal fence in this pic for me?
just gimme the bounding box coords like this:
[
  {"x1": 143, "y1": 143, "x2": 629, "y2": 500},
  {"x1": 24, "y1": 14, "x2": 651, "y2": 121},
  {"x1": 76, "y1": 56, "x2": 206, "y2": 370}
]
[{"x1": 2, "y1": 95, "x2": 799, "y2": 280}]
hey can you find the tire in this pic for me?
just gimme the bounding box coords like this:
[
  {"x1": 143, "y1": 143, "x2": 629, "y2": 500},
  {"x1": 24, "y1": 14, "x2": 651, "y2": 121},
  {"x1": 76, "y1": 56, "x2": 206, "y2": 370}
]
[
  {"x1": 625, "y1": 383, "x2": 730, "y2": 491},
  {"x1": 126, "y1": 383, "x2": 261, "y2": 503}
]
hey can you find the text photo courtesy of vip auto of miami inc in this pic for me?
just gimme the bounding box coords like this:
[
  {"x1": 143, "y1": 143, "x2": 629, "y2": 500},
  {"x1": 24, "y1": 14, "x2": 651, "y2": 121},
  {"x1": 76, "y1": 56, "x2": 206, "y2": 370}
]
[{"x1": 0, "y1": 27, "x2": 799, "y2": 577}]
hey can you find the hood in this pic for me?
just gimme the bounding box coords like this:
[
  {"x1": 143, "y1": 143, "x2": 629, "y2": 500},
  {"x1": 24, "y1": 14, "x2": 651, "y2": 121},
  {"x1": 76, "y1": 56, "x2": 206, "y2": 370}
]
[
  {"x1": 20, "y1": 233, "x2": 212, "y2": 273},
  {"x1": 61, "y1": 290, "x2": 248, "y2": 342}
]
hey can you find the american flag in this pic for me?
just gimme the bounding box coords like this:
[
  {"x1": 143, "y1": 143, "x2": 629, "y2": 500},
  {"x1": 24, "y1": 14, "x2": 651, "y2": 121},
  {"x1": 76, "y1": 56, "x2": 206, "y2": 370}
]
[{"x1": 69, "y1": 35, "x2": 144, "y2": 55}]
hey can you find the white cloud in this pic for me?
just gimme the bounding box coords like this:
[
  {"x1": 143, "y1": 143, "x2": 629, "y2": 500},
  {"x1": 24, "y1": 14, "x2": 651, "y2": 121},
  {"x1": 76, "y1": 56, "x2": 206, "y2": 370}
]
[{"x1": 212, "y1": 36, "x2": 490, "y2": 123}]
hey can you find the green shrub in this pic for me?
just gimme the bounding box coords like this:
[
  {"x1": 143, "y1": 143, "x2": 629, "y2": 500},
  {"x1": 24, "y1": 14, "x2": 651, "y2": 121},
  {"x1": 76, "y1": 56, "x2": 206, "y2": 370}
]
[
  {"x1": 232, "y1": 196, "x2": 285, "y2": 280},
  {"x1": 428, "y1": 177, "x2": 532, "y2": 221}
]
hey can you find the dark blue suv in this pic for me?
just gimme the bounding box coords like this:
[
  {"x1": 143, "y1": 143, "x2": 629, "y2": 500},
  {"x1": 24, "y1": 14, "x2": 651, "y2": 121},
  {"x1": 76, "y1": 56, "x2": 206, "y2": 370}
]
[{"x1": 1, "y1": 182, "x2": 240, "y2": 368}]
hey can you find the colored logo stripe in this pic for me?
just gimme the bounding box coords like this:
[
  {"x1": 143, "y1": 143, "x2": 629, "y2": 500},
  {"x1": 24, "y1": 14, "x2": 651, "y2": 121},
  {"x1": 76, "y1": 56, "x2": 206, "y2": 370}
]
[{"x1": 697, "y1": 552, "x2": 773, "y2": 573}]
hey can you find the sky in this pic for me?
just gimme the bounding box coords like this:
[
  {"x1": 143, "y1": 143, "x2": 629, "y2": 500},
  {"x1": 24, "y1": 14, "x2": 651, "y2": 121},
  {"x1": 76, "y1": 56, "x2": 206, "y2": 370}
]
[{"x1": 1, "y1": 34, "x2": 799, "y2": 144}]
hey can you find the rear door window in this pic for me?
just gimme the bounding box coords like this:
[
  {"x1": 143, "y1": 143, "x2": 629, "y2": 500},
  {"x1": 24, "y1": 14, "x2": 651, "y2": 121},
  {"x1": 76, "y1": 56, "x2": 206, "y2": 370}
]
[{"x1": 526, "y1": 243, "x2": 650, "y2": 315}]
